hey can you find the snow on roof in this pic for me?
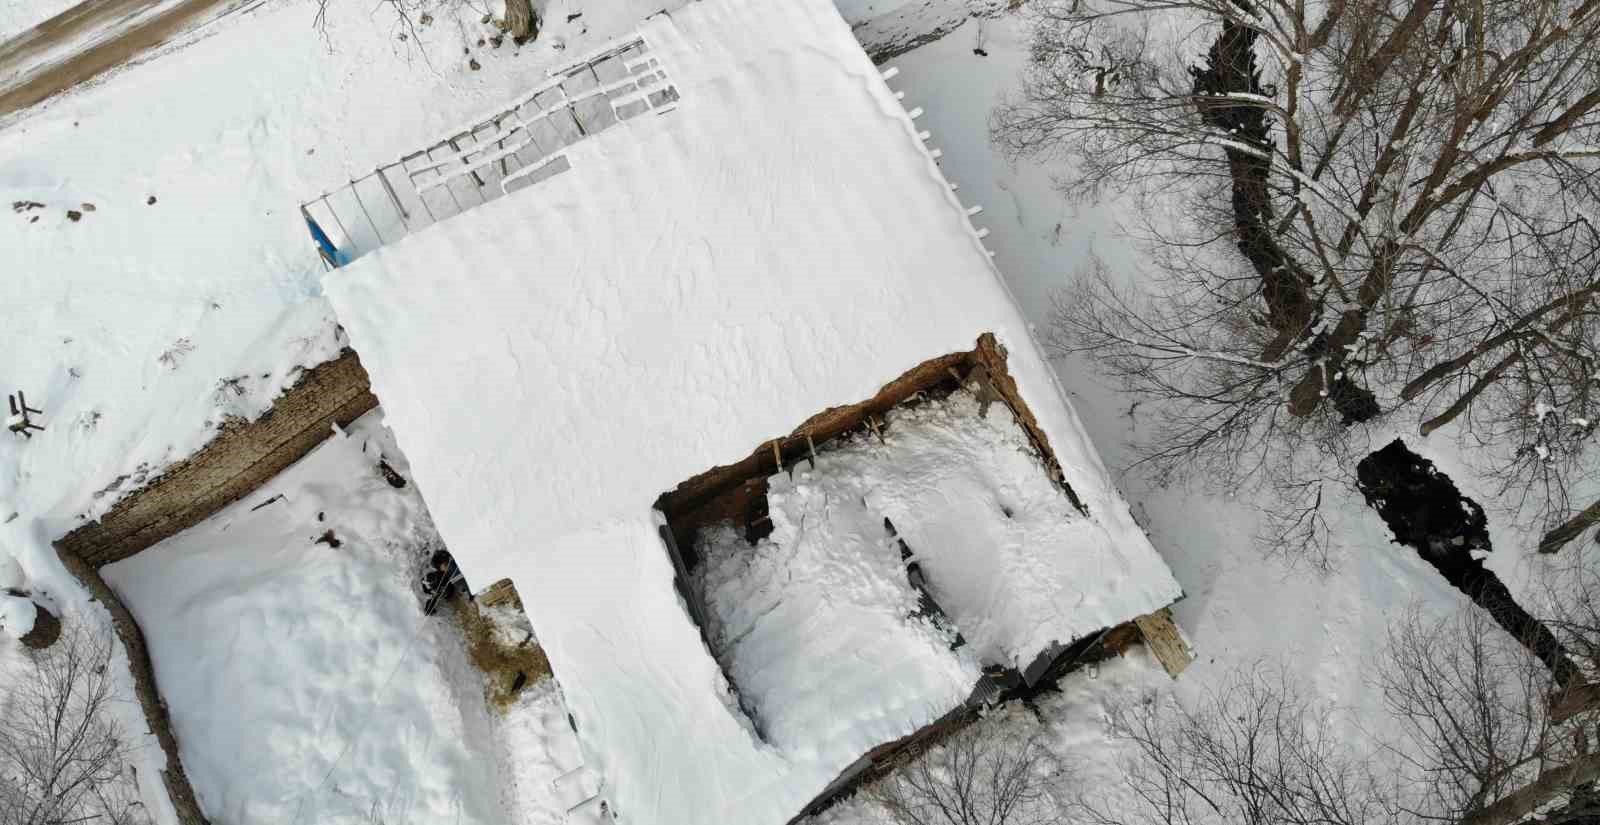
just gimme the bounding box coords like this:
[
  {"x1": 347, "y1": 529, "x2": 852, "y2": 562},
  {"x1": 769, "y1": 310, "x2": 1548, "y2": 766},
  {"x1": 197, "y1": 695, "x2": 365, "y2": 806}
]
[{"x1": 323, "y1": 0, "x2": 1182, "y2": 821}]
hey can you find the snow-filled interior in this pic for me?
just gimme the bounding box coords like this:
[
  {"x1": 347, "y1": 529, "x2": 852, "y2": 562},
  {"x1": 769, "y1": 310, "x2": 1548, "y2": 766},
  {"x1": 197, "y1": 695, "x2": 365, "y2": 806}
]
[
  {"x1": 101, "y1": 412, "x2": 509, "y2": 825},
  {"x1": 699, "y1": 389, "x2": 1176, "y2": 681},
  {"x1": 322, "y1": 0, "x2": 1182, "y2": 822},
  {"x1": 694, "y1": 485, "x2": 978, "y2": 751}
]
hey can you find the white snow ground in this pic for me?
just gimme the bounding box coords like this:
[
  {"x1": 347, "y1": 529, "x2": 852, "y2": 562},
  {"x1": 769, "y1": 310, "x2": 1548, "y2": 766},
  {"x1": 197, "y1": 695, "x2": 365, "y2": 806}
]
[{"x1": 2, "y1": 0, "x2": 1579, "y2": 824}]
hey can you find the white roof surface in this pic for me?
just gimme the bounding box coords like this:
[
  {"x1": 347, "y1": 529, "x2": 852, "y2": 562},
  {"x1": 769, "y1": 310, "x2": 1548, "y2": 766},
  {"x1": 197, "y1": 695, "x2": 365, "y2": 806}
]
[{"x1": 323, "y1": 0, "x2": 1182, "y2": 821}]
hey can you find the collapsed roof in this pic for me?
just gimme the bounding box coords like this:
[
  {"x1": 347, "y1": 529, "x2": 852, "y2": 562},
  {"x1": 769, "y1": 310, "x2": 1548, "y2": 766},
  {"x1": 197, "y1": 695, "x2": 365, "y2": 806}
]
[{"x1": 323, "y1": 0, "x2": 1183, "y2": 821}]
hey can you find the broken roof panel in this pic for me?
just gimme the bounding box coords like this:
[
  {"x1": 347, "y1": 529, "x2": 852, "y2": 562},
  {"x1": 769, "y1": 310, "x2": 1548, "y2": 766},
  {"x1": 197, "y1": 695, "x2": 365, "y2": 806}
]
[{"x1": 323, "y1": 0, "x2": 1183, "y2": 822}]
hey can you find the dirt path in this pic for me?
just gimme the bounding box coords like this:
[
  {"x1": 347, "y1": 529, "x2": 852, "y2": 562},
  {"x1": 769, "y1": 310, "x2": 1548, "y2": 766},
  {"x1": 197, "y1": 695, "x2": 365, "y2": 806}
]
[{"x1": 0, "y1": 0, "x2": 251, "y2": 120}]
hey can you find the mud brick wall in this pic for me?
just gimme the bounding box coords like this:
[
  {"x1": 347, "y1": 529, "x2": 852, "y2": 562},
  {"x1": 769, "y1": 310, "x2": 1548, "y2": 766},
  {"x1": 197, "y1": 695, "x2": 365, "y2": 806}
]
[{"x1": 55, "y1": 350, "x2": 377, "y2": 567}]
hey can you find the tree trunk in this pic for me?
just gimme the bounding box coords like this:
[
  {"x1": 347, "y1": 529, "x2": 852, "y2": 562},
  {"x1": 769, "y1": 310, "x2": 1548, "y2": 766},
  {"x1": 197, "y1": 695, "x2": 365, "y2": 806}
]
[
  {"x1": 505, "y1": 0, "x2": 537, "y2": 43},
  {"x1": 1188, "y1": 12, "x2": 1319, "y2": 363},
  {"x1": 1540, "y1": 498, "x2": 1600, "y2": 554},
  {"x1": 1460, "y1": 752, "x2": 1600, "y2": 825}
]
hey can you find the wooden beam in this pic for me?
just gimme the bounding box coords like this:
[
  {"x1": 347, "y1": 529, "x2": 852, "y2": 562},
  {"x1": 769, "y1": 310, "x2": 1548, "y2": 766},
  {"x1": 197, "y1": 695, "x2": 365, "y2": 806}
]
[{"x1": 1133, "y1": 607, "x2": 1194, "y2": 678}]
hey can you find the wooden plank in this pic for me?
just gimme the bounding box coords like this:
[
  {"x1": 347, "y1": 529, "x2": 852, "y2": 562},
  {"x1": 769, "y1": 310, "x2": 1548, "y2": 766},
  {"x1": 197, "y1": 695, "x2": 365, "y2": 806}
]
[
  {"x1": 477, "y1": 578, "x2": 521, "y2": 608},
  {"x1": 1134, "y1": 607, "x2": 1193, "y2": 678}
]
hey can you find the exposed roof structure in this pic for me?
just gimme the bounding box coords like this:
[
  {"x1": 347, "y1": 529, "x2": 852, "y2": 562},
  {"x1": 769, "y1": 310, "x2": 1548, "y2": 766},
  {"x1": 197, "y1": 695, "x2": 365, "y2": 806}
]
[{"x1": 323, "y1": 0, "x2": 1183, "y2": 822}]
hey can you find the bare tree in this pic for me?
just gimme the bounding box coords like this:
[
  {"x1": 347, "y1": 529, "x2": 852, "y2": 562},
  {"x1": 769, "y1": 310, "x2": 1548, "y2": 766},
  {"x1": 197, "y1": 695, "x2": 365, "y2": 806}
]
[
  {"x1": 1371, "y1": 580, "x2": 1600, "y2": 825},
  {"x1": 1376, "y1": 605, "x2": 1586, "y2": 825},
  {"x1": 1087, "y1": 600, "x2": 1600, "y2": 825},
  {"x1": 869, "y1": 722, "x2": 1061, "y2": 825},
  {"x1": 996, "y1": 0, "x2": 1600, "y2": 557},
  {"x1": 1079, "y1": 668, "x2": 1401, "y2": 825},
  {"x1": 0, "y1": 623, "x2": 149, "y2": 825}
]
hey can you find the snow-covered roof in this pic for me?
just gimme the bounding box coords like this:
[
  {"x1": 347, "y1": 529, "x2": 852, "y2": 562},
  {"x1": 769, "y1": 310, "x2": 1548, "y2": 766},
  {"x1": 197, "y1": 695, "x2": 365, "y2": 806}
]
[{"x1": 323, "y1": 0, "x2": 1182, "y2": 821}]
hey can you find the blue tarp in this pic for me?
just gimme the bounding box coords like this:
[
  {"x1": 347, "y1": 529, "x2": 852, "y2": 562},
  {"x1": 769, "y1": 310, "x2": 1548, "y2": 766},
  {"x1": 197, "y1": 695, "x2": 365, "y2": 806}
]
[{"x1": 304, "y1": 213, "x2": 353, "y2": 268}]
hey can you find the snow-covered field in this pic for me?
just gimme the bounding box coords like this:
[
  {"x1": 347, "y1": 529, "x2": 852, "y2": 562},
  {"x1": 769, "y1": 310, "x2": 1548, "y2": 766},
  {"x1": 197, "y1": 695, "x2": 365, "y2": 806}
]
[{"x1": 0, "y1": 0, "x2": 1578, "y2": 824}]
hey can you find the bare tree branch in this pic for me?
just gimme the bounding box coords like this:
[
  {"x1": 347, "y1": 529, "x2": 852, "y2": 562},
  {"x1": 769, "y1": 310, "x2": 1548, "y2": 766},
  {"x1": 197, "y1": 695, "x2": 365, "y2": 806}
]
[{"x1": 0, "y1": 622, "x2": 150, "y2": 825}]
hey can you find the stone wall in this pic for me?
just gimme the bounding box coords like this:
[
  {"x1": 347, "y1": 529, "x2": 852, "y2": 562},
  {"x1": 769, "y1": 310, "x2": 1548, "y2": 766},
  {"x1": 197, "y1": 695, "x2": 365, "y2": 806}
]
[{"x1": 56, "y1": 350, "x2": 378, "y2": 567}]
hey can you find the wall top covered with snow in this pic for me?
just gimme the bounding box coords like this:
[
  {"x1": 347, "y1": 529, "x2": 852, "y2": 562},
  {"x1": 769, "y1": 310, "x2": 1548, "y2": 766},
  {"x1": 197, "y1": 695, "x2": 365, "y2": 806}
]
[{"x1": 324, "y1": 0, "x2": 1181, "y2": 821}]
